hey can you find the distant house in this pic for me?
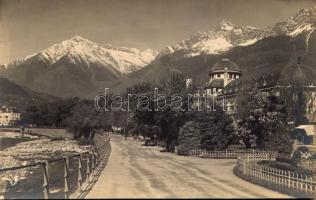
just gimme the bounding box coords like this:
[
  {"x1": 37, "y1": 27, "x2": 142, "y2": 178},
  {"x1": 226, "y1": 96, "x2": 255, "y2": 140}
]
[{"x1": 0, "y1": 106, "x2": 21, "y2": 126}]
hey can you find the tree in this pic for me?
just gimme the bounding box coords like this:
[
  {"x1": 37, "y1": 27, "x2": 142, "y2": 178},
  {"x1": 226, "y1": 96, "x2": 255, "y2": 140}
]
[
  {"x1": 128, "y1": 73, "x2": 191, "y2": 152},
  {"x1": 236, "y1": 87, "x2": 293, "y2": 155},
  {"x1": 22, "y1": 97, "x2": 80, "y2": 128},
  {"x1": 194, "y1": 108, "x2": 235, "y2": 150},
  {"x1": 177, "y1": 121, "x2": 201, "y2": 155},
  {"x1": 154, "y1": 73, "x2": 190, "y2": 152},
  {"x1": 66, "y1": 100, "x2": 111, "y2": 142}
]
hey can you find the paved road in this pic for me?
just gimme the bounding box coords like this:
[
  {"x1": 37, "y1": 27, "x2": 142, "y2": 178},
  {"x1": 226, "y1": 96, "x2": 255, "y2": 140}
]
[{"x1": 87, "y1": 135, "x2": 290, "y2": 198}]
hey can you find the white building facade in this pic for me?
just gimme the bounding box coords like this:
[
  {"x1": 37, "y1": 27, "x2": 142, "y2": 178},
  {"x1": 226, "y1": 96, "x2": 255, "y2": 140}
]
[{"x1": 0, "y1": 106, "x2": 20, "y2": 126}]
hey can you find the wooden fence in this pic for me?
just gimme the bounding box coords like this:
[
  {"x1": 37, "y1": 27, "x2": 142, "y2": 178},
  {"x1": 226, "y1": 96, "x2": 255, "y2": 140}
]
[
  {"x1": 236, "y1": 155, "x2": 316, "y2": 196},
  {"x1": 177, "y1": 148, "x2": 276, "y2": 159},
  {"x1": 0, "y1": 135, "x2": 111, "y2": 199}
]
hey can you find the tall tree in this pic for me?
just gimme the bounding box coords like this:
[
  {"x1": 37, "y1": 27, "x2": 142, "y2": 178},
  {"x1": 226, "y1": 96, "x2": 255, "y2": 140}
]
[
  {"x1": 236, "y1": 87, "x2": 293, "y2": 154},
  {"x1": 194, "y1": 108, "x2": 235, "y2": 150}
]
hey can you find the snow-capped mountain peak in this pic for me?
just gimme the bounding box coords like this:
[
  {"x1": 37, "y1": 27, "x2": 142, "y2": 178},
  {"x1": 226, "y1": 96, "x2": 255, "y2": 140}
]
[
  {"x1": 159, "y1": 6, "x2": 316, "y2": 59},
  {"x1": 217, "y1": 20, "x2": 236, "y2": 31},
  {"x1": 272, "y1": 6, "x2": 316, "y2": 37},
  {"x1": 5, "y1": 35, "x2": 158, "y2": 74},
  {"x1": 160, "y1": 20, "x2": 267, "y2": 58}
]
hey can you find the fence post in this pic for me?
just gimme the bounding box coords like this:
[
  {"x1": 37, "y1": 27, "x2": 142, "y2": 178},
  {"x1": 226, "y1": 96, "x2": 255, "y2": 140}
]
[
  {"x1": 247, "y1": 155, "x2": 250, "y2": 175},
  {"x1": 225, "y1": 149, "x2": 228, "y2": 158},
  {"x1": 243, "y1": 157, "x2": 246, "y2": 175},
  {"x1": 64, "y1": 157, "x2": 69, "y2": 199},
  {"x1": 305, "y1": 175, "x2": 308, "y2": 192},
  {"x1": 78, "y1": 154, "x2": 82, "y2": 191},
  {"x1": 87, "y1": 153, "x2": 91, "y2": 183},
  {"x1": 94, "y1": 149, "x2": 99, "y2": 168},
  {"x1": 91, "y1": 152, "x2": 95, "y2": 178},
  {"x1": 42, "y1": 161, "x2": 49, "y2": 199},
  {"x1": 288, "y1": 171, "x2": 291, "y2": 188}
]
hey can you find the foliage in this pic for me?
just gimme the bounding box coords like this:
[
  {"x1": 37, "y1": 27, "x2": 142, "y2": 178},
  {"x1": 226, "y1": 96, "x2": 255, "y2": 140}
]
[
  {"x1": 236, "y1": 87, "x2": 293, "y2": 155},
  {"x1": 65, "y1": 100, "x2": 112, "y2": 141},
  {"x1": 292, "y1": 146, "x2": 312, "y2": 166},
  {"x1": 21, "y1": 97, "x2": 80, "y2": 127},
  {"x1": 177, "y1": 121, "x2": 201, "y2": 154},
  {"x1": 194, "y1": 108, "x2": 235, "y2": 150},
  {"x1": 154, "y1": 73, "x2": 191, "y2": 152},
  {"x1": 22, "y1": 97, "x2": 112, "y2": 142},
  {"x1": 129, "y1": 73, "x2": 237, "y2": 152},
  {"x1": 128, "y1": 72, "x2": 191, "y2": 152}
]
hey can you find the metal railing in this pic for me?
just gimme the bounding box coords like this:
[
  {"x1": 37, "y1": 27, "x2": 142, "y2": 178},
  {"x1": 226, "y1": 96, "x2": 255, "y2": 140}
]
[
  {"x1": 236, "y1": 155, "x2": 316, "y2": 196},
  {"x1": 0, "y1": 135, "x2": 111, "y2": 199},
  {"x1": 177, "y1": 148, "x2": 276, "y2": 159}
]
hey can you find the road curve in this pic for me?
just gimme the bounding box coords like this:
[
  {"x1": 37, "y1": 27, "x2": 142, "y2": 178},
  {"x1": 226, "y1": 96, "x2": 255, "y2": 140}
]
[{"x1": 87, "y1": 134, "x2": 290, "y2": 198}]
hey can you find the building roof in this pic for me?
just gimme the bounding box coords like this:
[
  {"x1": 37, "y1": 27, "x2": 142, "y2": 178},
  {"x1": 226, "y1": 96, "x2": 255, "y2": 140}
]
[
  {"x1": 211, "y1": 59, "x2": 241, "y2": 72},
  {"x1": 205, "y1": 79, "x2": 224, "y2": 89},
  {"x1": 217, "y1": 79, "x2": 241, "y2": 96},
  {"x1": 277, "y1": 62, "x2": 316, "y2": 87}
]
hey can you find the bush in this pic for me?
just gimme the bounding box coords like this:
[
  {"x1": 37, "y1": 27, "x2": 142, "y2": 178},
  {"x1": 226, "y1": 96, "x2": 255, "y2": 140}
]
[
  {"x1": 291, "y1": 146, "x2": 310, "y2": 166},
  {"x1": 297, "y1": 146, "x2": 310, "y2": 153},
  {"x1": 276, "y1": 156, "x2": 292, "y2": 164},
  {"x1": 195, "y1": 109, "x2": 235, "y2": 150},
  {"x1": 177, "y1": 121, "x2": 201, "y2": 155}
]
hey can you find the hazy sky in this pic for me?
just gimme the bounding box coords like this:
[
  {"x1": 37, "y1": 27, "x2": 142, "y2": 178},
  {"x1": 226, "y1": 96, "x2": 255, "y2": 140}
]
[{"x1": 1, "y1": 0, "x2": 316, "y2": 64}]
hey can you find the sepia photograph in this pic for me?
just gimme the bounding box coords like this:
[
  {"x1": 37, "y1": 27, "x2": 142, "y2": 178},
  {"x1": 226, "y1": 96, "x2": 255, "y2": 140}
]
[{"x1": 0, "y1": 0, "x2": 316, "y2": 199}]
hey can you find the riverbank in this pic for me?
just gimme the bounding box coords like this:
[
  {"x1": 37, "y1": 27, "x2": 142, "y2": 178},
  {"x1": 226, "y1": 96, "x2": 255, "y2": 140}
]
[
  {"x1": 0, "y1": 128, "x2": 73, "y2": 139},
  {"x1": 0, "y1": 130, "x2": 92, "y2": 199}
]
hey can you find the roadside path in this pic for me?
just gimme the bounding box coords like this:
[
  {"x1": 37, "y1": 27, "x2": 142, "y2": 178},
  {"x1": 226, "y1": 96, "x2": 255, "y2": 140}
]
[{"x1": 87, "y1": 135, "x2": 290, "y2": 198}]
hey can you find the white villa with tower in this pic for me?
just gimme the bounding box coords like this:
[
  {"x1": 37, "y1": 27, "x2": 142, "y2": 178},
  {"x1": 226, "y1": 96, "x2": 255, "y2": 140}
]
[{"x1": 204, "y1": 58, "x2": 242, "y2": 96}]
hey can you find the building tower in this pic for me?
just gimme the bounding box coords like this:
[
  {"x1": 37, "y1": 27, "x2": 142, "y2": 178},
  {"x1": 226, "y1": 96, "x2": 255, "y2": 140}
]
[{"x1": 204, "y1": 58, "x2": 242, "y2": 96}]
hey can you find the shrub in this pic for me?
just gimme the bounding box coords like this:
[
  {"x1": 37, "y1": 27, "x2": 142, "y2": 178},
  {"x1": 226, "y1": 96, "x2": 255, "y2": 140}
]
[
  {"x1": 177, "y1": 121, "x2": 201, "y2": 155},
  {"x1": 195, "y1": 109, "x2": 235, "y2": 150},
  {"x1": 291, "y1": 146, "x2": 310, "y2": 166}
]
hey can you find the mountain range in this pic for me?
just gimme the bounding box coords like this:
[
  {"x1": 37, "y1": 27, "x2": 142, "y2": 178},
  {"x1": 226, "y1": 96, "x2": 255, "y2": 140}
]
[
  {"x1": 158, "y1": 7, "x2": 316, "y2": 59},
  {"x1": 109, "y1": 6, "x2": 316, "y2": 92},
  {"x1": 0, "y1": 36, "x2": 157, "y2": 98},
  {"x1": 1, "y1": 6, "x2": 316, "y2": 100}
]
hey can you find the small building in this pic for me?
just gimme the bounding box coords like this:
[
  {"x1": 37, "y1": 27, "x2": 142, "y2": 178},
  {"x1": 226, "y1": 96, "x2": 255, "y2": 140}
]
[
  {"x1": 292, "y1": 125, "x2": 316, "y2": 145},
  {"x1": 0, "y1": 106, "x2": 20, "y2": 126}
]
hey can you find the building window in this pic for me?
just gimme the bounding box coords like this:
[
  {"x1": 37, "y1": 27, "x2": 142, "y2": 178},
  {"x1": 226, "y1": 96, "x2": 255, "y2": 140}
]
[{"x1": 217, "y1": 74, "x2": 220, "y2": 78}]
